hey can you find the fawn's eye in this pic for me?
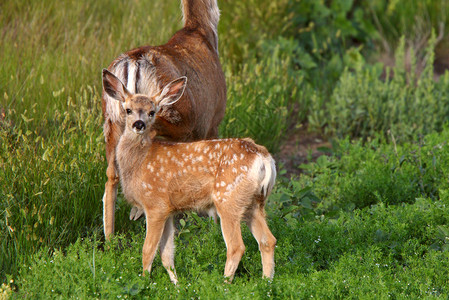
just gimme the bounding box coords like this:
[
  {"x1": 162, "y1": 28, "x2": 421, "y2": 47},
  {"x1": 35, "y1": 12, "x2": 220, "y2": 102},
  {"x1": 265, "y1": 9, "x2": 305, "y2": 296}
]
[
  {"x1": 148, "y1": 111, "x2": 155, "y2": 117},
  {"x1": 126, "y1": 108, "x2": 132, "y2": 115}
]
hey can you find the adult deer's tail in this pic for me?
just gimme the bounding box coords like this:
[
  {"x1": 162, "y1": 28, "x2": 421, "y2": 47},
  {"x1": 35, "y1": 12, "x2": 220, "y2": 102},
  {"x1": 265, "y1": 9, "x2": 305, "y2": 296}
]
[{"x1": 181, "y1": 0, "x2": 220, "y2": 52}]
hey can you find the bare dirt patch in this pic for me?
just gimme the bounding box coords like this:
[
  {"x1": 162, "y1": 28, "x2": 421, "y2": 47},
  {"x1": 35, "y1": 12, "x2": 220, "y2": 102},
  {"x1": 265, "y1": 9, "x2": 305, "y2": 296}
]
[{"x1": 276, "y1": 125, "x2": 331, "y2": 177}]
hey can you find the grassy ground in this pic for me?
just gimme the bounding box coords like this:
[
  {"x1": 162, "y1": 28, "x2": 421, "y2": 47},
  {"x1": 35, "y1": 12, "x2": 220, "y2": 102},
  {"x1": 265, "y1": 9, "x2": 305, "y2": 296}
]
[{"x1": 2, "y1": 0, "x2": 449, "y2": 298}]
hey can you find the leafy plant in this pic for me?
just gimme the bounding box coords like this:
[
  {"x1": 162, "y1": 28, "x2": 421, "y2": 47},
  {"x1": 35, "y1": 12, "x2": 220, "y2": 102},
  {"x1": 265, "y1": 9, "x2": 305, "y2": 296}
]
[
  {"x1": 219, "y1": 38, "x2": 306, "y2": 153},
  {"x1": 312, "y1": 32, "x2": 449, "y2": 140}
]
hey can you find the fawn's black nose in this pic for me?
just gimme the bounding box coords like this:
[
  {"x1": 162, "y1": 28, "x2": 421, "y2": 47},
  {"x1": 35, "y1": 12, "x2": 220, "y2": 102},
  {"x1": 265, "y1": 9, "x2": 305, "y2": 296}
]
[{"x1": 132, "y1": 120, "x2": 146, "y2": 131}]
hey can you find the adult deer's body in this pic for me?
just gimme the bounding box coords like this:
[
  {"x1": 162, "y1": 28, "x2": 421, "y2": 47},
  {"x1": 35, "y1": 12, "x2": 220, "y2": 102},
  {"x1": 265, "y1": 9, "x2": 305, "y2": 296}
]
[
  {"x1": 102, "y1": 70, "x2": 277, "y2": 283},
  {"x1": 102, "y1": 0, "x2": 226, "y2": 239}
]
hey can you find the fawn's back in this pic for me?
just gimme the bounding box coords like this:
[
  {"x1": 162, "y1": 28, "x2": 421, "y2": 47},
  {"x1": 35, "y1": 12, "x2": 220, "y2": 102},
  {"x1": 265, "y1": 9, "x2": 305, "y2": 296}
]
[{"x1": 119, "y1": 137, "x2": 274, "y2": 215}]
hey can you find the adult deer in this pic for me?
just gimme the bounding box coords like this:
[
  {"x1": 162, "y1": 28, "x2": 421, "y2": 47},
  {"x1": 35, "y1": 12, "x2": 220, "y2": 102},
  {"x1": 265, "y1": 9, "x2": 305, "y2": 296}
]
[
  {"x1": 102, "y1": 69, "x2": 276, "y2": 283},
  {"x1": 101, "y1": 0, "x2": 226, "y2": 240}
]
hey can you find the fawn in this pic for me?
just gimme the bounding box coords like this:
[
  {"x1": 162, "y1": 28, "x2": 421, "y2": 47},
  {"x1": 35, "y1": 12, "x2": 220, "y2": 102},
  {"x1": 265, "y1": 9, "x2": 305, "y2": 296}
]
[
  {"x1": 101, "y1": 0, "x2": 226, "y2": 239},
  {"x1": 102, "y1": 69, "x2": 276, "y2": 283}
]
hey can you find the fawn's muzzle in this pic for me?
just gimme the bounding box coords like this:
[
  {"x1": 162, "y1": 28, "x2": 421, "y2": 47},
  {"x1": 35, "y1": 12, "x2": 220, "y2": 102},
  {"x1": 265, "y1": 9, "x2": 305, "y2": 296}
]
[{"x1": 132, "y1": 120, "x2": 146, "y2": 131}]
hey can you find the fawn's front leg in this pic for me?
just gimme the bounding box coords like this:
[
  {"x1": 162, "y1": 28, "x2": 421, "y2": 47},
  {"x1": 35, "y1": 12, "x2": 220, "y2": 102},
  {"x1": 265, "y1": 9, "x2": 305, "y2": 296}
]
[{"x1": 142, "y1": 213, "x2": 168, "y2": 277}]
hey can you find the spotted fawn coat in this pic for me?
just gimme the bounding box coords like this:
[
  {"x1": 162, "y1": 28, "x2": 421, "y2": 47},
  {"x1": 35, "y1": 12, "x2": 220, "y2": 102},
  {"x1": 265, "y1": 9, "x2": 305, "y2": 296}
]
[{"x1": 103, "y1": 69, "x2": 276, "y2": 284}]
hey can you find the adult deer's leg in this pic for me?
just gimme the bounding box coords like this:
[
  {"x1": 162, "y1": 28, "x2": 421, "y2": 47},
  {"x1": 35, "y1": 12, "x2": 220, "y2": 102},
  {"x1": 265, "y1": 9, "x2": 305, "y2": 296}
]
[
  {"x1": 103, "y1": 119, "x2": 121, "y2": 240},
  {"x1": 245, "y1": 204, "x2": 276, "y2": 279},
  {"x1": 159, "y1": 215, "x2": 178, "y2": 284}
]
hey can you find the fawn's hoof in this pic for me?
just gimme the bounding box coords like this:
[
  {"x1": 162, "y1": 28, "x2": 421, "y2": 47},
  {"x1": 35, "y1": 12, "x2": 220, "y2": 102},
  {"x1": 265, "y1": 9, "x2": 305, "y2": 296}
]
[{"x1": 129, "y1": 206, "x2": 144, "y2": 220}]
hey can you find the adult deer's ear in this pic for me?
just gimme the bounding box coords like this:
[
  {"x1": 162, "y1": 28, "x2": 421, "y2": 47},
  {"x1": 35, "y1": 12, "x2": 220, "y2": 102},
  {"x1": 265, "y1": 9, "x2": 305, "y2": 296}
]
[
  {"x1": 158, "y1": 76, "x2": 187, "y2": 107},
  {"x1": 102, "y1": 69, "x2": 132, "y2": 103}
]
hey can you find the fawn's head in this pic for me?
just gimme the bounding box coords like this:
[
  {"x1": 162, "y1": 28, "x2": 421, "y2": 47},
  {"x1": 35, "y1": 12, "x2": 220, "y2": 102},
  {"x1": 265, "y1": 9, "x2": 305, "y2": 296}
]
[{"x1": 102, "y1": 69, "x2": 187, "y2": 135}]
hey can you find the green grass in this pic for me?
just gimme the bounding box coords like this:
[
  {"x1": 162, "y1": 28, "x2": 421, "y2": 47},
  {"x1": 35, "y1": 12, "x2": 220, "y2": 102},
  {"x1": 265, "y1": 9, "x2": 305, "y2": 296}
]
[
  {"x1": 0, "y1": 0, "x2": 180, "y2": 116},
  {"x1": 11, "y1": 191, "x2": 449, "y2": 298},
  {"x1": 2, "y1": 0, "x2": 449, "y2": 298}
]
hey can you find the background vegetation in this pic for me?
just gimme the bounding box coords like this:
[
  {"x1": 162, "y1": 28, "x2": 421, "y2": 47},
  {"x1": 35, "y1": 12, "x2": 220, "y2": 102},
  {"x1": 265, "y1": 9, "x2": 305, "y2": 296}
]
[{"x1": 1, "y1": 0, "x2": 449, "y2": 298}]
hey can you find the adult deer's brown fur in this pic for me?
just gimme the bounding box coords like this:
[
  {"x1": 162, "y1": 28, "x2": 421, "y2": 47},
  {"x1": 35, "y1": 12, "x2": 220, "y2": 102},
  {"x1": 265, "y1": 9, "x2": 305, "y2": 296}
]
[
  {"x1": 102, "y1": 0, "x2": 226, "y2": 240},
  {"x1": 103, "y1": 69, "x2": 276, "y2": 283}
]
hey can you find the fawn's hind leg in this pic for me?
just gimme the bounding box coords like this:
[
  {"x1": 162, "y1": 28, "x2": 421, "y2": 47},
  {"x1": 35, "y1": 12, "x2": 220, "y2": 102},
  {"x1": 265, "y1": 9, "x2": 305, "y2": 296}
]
[
  {"x1": 217, "y1": 207, "x2": 245, "y2": 282},
  {"x1": 159, "y1": 216, "x2": 178, "y2": 284},
  {"x1": 245, "y1": 206, "x2": 276, "y2": 279}
]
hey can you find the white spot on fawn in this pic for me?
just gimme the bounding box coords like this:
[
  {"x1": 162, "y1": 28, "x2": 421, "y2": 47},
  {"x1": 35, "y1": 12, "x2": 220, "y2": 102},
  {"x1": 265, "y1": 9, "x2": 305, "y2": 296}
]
[
  {"x1": 192, "y1": 155, "x2": 204, "y2": 163},
  {"x1": 142, "y1": 182, "x2": 153, "y2": 190}
]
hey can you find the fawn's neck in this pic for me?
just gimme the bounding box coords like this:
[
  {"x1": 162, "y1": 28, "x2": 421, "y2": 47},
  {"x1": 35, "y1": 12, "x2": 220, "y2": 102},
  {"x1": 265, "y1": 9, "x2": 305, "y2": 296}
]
[{"x1": 116, "y1": 129, "x2": 153, "y2": 182}]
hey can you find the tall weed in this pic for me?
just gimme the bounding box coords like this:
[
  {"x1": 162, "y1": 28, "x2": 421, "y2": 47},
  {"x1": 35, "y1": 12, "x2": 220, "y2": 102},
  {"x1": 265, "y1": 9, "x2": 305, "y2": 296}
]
[{"x1": 0, "y1": 87, "x2": 106, "y2": 279}]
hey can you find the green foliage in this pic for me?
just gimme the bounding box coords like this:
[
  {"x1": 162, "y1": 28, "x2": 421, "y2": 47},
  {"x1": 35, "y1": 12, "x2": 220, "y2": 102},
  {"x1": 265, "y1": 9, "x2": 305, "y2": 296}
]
[
  {"x1": 271, "y1": 127, "x2": 449, "y2": 218},
  {"x1": 218, "y1": 0, "x2": 295, "y2": 67},
  {"x1": 310, "y1": 33, "x2": 449, "y2": 140},
  {"x1": 219, "y1": 38, "x2": 306, "y2": 153},
  {"x1": 366, "y1": 0, "x2": 449, "y2": 52},
  {"x1": 12, "y1": 193, "x2": 449, "y2": 298},
  {"x1": 286, "y1": 0, "x2": 378, "y2": 87}
]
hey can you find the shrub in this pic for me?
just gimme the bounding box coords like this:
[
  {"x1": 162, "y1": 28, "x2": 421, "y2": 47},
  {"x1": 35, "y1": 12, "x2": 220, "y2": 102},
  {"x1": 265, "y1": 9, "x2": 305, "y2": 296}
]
[
  {"x1": 220, "y1": 38, "x2": 307, "y2": 153},
  {"x1": 311, "y1": 32, "x2": 449, "y2": 140},
  {"x1": 270, "y1": 126, "x2": 449, "y2": 217}
]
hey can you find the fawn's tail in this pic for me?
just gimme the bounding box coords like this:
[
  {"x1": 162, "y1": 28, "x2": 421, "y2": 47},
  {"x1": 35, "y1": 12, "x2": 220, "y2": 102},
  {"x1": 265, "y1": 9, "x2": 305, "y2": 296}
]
[{"x1": 260, "y1": 154, "x2": 276, "y2": 197}]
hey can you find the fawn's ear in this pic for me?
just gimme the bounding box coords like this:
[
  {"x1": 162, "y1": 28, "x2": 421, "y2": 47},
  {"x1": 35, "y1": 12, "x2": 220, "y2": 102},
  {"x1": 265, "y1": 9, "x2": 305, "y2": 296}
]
[
  {"x1": 158, "y1": 76, "x2": 187, "y2": 107},
  {"x1": 102, "y1": 69, "x2": 132, "y2": 103}
]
